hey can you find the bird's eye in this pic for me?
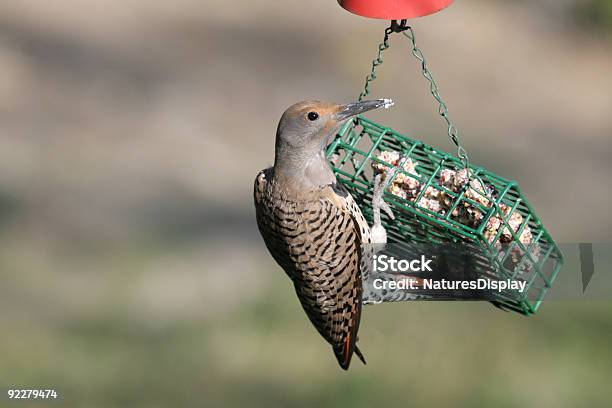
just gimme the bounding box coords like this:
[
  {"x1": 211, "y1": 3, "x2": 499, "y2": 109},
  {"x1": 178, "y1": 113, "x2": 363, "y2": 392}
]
[{"x1": 307, "y1": 112, "x2": 319, "y2": 121}]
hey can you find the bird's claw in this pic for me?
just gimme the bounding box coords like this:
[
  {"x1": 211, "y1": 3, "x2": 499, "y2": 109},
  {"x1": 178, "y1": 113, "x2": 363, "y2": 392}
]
[
  {"x1": 372, "y1": 173, "x2": 395, "y2": 222},
  {"x1": 371, "y1": 172, "x2": 395, "y2": 245},
  {"x1": 379, "y1": 199, "x2": 395, "y2": 220}
]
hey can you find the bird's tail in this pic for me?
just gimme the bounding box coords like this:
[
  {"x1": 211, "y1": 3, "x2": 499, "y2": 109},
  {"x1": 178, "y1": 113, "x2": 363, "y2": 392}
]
[
  {"x1": 334, "y1": 344, "x2": 367, "y2": 370},
  {"x1": 354, "y1": 346, "x2": 367, "y2": 365}
]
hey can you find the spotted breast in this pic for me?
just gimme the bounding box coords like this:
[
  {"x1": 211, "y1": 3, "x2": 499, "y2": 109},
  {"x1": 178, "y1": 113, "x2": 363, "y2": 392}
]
[{"x1": 254, "y1": 168, "x2": 371, "y2": 369}]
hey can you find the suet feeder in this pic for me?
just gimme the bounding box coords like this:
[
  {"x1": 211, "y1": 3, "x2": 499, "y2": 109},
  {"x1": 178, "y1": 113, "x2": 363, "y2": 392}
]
[{"x1": 328, "y1": 3, "x2": 563, "y2": 315}]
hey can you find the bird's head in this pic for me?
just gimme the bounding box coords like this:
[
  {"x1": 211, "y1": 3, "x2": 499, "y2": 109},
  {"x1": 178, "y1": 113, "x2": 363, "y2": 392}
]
[
  {"x1": 275, "y1": 99, "x2": 393, "y2": 155},
  {"x1": 272, "y1": 99, "x2": 393, "y2": 190}
]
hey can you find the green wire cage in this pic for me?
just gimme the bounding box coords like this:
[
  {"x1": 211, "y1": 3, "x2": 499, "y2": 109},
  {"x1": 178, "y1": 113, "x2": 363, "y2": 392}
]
[
  {"x1": 327, "y1": 22, "x2": 564, "y2": 315},
  {"x1": 327, "y1": 117, "x2": 563, "y2": 315}
]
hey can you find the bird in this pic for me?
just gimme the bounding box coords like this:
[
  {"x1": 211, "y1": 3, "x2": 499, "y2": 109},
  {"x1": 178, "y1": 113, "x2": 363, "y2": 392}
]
[{"x1": 253, "y1": 99, "x2": 394, "y2": 370}]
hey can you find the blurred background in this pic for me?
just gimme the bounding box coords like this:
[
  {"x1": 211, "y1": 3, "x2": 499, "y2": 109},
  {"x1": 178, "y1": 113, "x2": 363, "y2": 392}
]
[{"x1": 0, "y1": 0, "x2": 611, "y2": 407}]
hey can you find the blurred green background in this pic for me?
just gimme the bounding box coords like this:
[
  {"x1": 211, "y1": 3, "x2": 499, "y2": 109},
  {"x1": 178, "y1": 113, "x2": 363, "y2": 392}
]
[{"x1": 0, "y1": 0, "x2": 611, "y2": 407}]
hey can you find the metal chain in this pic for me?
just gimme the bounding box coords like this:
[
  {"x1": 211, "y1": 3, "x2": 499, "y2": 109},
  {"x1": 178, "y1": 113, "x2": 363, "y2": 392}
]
[
  {"x1": 359, "y1": 20, "x2": 470, "y2": 171},
  {"x1": 359, "y1": 22, "x2": 509, "y2": 236},
  {"x1": 358, "y1": 24, "x2": 395, "y2": 102},
  {"x1": 402, "y1": 26, "x2": 469, "y2": 170}
]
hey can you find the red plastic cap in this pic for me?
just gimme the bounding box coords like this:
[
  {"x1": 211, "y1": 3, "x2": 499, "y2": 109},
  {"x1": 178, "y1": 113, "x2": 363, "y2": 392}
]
[{"x1": 338, "y1": 0, "x2": 454, "y2": 19}]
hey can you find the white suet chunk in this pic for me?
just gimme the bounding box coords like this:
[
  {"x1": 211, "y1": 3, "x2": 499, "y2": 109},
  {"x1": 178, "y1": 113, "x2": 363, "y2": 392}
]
[
  {"x1": 371, "y1": 224, "x2": 388, "y2": 244},
  {"x1": 371, "y1": 151, "x2": 535, "y2": 248},
  {"x1": 382, "y1": 98, "x2": 394, "y2": 109}
]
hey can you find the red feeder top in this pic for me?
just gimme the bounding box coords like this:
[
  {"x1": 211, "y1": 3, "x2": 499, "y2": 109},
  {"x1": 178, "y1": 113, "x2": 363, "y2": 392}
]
[{"x1": 338, "y1": 0, "x2": 454, "y2": 19}]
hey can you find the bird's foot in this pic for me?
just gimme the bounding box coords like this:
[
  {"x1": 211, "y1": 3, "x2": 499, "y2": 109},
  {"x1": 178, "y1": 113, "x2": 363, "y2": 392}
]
[
  {"x1": 362, "y1": 292, "x2": 384, "y2": 305},
  {"x1": 373, "y1": 172, "x2": 396, "y2": 219},
  {"x1": 371, "y1": 173, "x2": 395, "y2": 245}
]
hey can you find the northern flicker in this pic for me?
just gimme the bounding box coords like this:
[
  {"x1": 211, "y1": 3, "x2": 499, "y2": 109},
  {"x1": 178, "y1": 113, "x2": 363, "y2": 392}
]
[{"x1": 253, "y1": 99, "x2": 393, "y2": 370}]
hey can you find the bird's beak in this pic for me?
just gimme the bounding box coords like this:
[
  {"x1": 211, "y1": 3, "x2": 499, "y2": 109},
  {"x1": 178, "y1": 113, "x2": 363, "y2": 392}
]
[{"x1": 335, "y1": 99, "x2": 394, "y2": 121}]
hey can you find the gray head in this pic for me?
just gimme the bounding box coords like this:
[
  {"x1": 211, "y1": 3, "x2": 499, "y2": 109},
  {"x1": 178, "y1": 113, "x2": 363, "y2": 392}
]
[{"x1": 273, "y1": 99, "x2": 393, "y2": 190}]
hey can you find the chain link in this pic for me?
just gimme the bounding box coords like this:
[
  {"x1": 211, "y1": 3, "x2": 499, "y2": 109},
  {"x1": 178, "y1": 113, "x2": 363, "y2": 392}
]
[
  {"x1": 358, "y1": 25, "x2": 394, "y2": 103},
  {"x1": 358, "y1": 21, "x2": 470, "y2": 171}
]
